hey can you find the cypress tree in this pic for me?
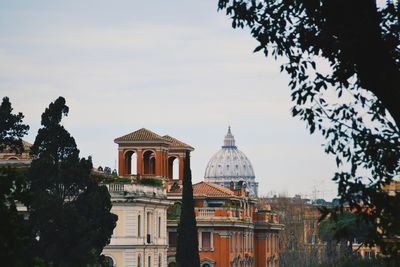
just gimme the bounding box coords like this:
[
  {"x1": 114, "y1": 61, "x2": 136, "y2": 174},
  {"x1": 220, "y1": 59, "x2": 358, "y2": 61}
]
[{"x1": 176, "y1": 151, "x2": 200, "y2": 267}]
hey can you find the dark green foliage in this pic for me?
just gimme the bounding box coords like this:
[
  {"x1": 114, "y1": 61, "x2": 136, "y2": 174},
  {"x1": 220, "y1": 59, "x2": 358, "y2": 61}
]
[
  {"x1": 318, "y1": 212, "x2": 374, "y2": 244},
  {"x1": 176, "y1": 151, "x2": 200, "y2": 267},
  {"x1": 167, "y1": 202, "x2": 182, "y2": 220},
  {"x1": 318, "y1": 212, "x2": 375, "y2": 260},
  {"x1": 218, "y1": 0, "x2": 400, "y2": 258},
  {"x1": 138, "y1": 177, "x2": 163, "y2": 187},
  {"x1": 0, "y1": 97, "x2": 29, "y2": 153},
  {"x1": 28, "y1": 97, "x2": 117, "y2": 266},
  {"x1": 0, "y1": 97, "x2": 31, "y2": 266},
  {"x1": 90, "y1": 171, "x2": 131, "y2": 184}
]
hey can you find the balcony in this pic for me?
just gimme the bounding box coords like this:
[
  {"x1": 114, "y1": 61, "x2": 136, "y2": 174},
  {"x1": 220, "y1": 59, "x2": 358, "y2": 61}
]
[{"x1": 195, "y1": 207, "x2": 252, "y2": 223}]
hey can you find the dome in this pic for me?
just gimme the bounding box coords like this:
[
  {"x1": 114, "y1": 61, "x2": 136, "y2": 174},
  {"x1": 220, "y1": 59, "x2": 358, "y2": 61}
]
[{"x1": 204, "y1": 127, "x2": 258, "y2": 196}]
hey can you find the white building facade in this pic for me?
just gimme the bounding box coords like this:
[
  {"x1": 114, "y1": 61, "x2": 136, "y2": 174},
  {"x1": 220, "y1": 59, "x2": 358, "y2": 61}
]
[{"x1": 102, "y1": 184, "x2": 170, "y2": 267}]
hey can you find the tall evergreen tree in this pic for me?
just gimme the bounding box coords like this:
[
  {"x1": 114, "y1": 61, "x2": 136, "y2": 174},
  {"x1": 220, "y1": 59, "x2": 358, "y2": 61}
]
[
  {"x1": 0, "y1": 97, "x2": 31, "y2": 266},
  {"x1": 28, "y1": 97, "x2": 117, "y2": 266},
  {"x1": 176, "y1": 151, "x2": 200, "y2": 267}
]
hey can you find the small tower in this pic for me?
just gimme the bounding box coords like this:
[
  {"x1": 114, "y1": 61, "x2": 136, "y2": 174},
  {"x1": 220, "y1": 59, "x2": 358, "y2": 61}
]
[{"x1": 114, "y1": 128, "x2": 194, "y2": 183}]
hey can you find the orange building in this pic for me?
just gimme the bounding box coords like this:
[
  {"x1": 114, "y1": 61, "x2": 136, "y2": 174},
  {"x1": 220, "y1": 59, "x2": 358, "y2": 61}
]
[
  {"x1": 0, "y1": 140, "x2": 33, "y2": 167},
  {"x1": 167, "y1": 181, "x2": 283, "y2": 267}
]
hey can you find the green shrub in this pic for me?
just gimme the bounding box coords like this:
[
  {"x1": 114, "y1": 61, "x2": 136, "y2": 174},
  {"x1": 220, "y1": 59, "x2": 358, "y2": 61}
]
[{"x1": 138, "y1": 178, "x2": 163, "y2": 187}]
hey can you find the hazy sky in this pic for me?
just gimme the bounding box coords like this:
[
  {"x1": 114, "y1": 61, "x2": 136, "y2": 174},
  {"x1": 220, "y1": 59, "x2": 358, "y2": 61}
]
[{"x1": 1, "y1": 0, "x2": 340, "y2": 200}]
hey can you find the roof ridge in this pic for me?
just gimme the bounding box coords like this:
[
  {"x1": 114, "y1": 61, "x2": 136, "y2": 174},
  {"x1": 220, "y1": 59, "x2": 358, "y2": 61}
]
[
  {"x1": 114, "y1": 128, "x2": 169, "y2": 143},
  {"x1": 162, "y1": 134, "x2": 194, "y2": 150}
]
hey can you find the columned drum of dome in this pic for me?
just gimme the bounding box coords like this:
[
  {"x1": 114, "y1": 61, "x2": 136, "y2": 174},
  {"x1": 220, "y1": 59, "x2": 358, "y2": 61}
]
[{"x1": 204, "y1": 127, "x2": 258, "y2": 196}]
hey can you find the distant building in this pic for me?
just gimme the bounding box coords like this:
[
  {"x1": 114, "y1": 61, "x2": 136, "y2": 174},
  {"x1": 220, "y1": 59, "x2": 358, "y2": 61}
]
[
  {"x1": 204, "y1": 127, "x2": 259, "y2": 196},
  {"x1": 0, "y1": 140, "x2": 33, "y2": 167}
]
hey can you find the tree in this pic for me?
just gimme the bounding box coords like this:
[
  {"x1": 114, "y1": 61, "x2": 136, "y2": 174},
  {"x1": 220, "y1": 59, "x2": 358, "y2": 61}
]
[
  {"x1": 0, "y1": 97, "x2": 31, "y2": 266},
  {"x1": 217, "y1": 0, "x2": 400, "y2": 257},
  {"x1": 28, "y1": 97, "x2": 117, "y2": 266},
  {"x1": 318, "y1": 212, "x2": 374, "y2": 259},
  {"x1": 176, "y1": 151, "x2": 200, "y2": 267}
]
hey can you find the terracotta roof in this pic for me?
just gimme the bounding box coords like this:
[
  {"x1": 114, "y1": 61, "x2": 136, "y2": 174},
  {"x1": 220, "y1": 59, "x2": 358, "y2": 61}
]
[
  {"x1": 114, "y1": 128, "x2": 169, "y2": 143},
  {"x1": 192, "y1": 182, "x2": 234, "y2": 197},
  {"x1": 162, "y1": 135, "x2": 194, "y2": 150}
]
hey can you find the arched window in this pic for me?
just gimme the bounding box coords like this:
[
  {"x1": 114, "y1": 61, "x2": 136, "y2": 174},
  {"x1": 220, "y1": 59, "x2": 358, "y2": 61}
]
[
  {"x1": 105, "y1": 256, "x2": 114, "y2": 267},
  {"x1": 148, "y1": 256, "x2": 151, "y2": 267},
  {"x1": 138, "y1": 254, "x2": 142, "y2": 267},
  {"x1": 138, "y1": 215, "x2": 141, "y2": 237},
  {"x1": 202, "y1": 264, "x2": 211, "y2": 267},
  {"x1": 158, "y1": 254, "x2": 162, "y2": 267}
]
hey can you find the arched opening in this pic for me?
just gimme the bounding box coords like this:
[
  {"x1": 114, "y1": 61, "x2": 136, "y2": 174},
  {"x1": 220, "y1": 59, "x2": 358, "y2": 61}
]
[
  {"x1": 143, "y1": 150, "x2": 156, "y2": 175},
  {"x1": 7, "y1": 157, "x2": 18, "y2": 160},
  {"x1": 104, "y1": 256, "x2": 115, "y2": 267},
  {"x1": 138, "y1": 254, "x2": 142, "y2": 267},
  {"x1": 168, "y1": 263, "x2": 176, "y2": 267},
  {"x1": 168, "y1": 156, "x2": 179, "y2": 180},
  {"x1": 158, "y1": 254, "x2": 162, "y2": 267},
  {"x1": 124, "y1": 150, "x2": 137, "y2": 176}
]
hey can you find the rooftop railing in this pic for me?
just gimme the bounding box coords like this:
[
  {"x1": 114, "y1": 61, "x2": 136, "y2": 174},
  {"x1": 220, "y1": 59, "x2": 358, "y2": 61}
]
[
  {"x1": 195, "y1": 207, "x2": 252, "y2": 223},
  {"x1": 103, "y1": 183, "x2": 166, "y2": 198}
]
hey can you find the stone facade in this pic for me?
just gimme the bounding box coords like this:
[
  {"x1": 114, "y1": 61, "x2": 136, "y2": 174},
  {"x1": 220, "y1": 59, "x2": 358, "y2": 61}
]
[{"x1": 102, "y1": 184, "x2": 170, "y2": 267}]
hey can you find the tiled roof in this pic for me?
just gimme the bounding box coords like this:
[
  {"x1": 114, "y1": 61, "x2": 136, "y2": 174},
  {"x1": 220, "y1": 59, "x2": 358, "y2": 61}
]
[
  {"x1": 191, "y1": 182, "x2": 234, "y2": 197},
  {"x1": 162, "y1": 135, "x2": 194, "y2": 150},
  {"x1": 114, "y1": 128, "x2": 169, "y2": 143}
]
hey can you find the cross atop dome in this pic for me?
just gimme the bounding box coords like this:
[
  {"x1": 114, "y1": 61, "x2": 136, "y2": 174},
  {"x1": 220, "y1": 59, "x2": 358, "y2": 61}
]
[{"x1": 223, "y1": 125, "x2": 236, "y2": 148}]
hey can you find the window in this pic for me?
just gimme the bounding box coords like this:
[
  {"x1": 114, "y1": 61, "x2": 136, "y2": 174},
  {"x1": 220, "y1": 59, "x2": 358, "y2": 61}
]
[
  {"x1": 105, "y1": 256, "x2": 114, "y2": 267},
  {"x1": 148, "y1": 256, "x2": 151, "y2": 267},
  {"x1": 158, "y1": 254, "x2": 162, "y2": 267},
  {"x1": 147, "y1": 212, "x2": 152, "y2": 243},
  {"x1": 138, "y1": 215, "x2": 141, "y2": 237},
  {"x1": 202, "y1": 232, "x2": 211, "y2": 250},
  {"x1": 202, "y1": 264, "x2": 211, "y2": 267},
  {"x1": 169, "y1": 232, "x2": 177, "y2": 247},
  {"x1": 138, "y1": 255, "x2": 142, "y2": 267},
  {"x1": 230, "y1": 234, "x2": 233, "y2": 252},
  {"x1": 158, "y1": 216, "x2": 161, "y2": 238},
  {"x1": 240, "y1": 233, "x2": 243, "y2": 251},
  {"x1": 235, "y1": 233, "x2": 238, "y2": 252}
]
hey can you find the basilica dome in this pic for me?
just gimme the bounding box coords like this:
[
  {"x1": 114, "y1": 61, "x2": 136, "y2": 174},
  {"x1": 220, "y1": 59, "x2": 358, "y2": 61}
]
[{"x1": 204, "y1": 127, "x2": 258, "y2": 196}]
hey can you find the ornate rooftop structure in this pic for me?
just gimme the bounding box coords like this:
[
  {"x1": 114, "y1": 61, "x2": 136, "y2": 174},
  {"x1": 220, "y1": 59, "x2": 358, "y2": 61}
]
[{"x1": 204, "y1": 127, "x2": 258, "y2": 196}]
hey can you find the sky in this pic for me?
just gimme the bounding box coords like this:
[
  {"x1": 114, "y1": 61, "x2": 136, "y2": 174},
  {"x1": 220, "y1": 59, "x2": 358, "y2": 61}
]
[{"x1": 0, "y1": 0, "x2": 340, "y2": 200}]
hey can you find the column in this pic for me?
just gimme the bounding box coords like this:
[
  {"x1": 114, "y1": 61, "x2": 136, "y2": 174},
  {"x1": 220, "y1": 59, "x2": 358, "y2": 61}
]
[
  {"x1": 118, "y1": 149, "x2": 125, "y2": 176},
  {"x1": 179, "y1": 155, "x2": 184, "y2": 180},
  {"x1": 137, "y1": 149, "x2": 143, "y2": 177}
]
